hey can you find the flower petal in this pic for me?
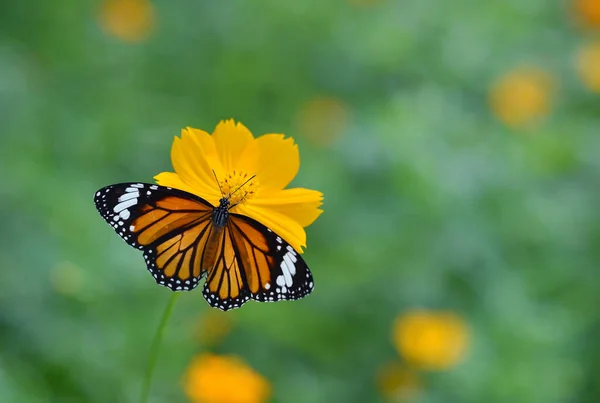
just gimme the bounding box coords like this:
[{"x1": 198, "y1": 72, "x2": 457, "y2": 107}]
[
  {"x1": 250, "y1": 134, "x2": 300, "y2": 192},
  {"x1": 170, "y1": 128, "x2": 223, "y2": 204},
  {"x1": 235, "y1": 203, "x2": 308, "y2": 254},
  {"x1": 212, "y1": 119, "x2": 254, "y2": 172},
  {"x1": 154, "y1": 171, "x2": 197, "y2": 193},
  {"x1": 251, "y1": 188, "x2": 323, "y2": 227}
]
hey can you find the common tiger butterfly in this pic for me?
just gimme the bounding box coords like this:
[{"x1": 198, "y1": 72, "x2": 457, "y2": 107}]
[{"x1": 94, "y1": 182, "x2": 314, "y2": 311}]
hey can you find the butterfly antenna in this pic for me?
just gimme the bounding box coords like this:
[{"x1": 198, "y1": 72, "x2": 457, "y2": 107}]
[
  {"x1": 212, "y1": 169, "x2": 225, "y2": 197},
  {"x1": 230, "y1": 175, "x2": 256, "y2": 197}
]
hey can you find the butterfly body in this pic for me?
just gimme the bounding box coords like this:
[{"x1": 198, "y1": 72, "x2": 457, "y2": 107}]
[
  {"x1": 94, "y1": 182, "x2": 314, "y2": 311},
  {"x1": 212, "y1": 198, "x2": 230, "y2": 228}
]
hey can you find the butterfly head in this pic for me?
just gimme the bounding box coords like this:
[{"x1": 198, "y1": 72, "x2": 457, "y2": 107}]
[{"x1": 218, "y1": 197, "x2": 231, "y2": 210}]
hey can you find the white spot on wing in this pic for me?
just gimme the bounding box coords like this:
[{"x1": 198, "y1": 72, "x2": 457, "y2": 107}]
[
  {"x1": 283, "y1": 253, "x2": 296, "y2": 276},
  {"x1": 280, "y1": 260, "x2": 293, "y2": 287},
  {"x1": 131, "y1": 183, "x2": 144, "y2": 188},
  {"x1": 119, "y1": 209, "x2": 131, "y2": 220},
  {"x1": 118, "y1": 191, "x2": 139, "y2": 202},
  {"x1": 150, "y1": 185, "x2": 158, "y2": 190},
  {"x1": 276, "y1": 275, "x2": 285, "y2": 287},
  {"x1": 113, "y1": 198, "x2": 136, "y2": 213}
]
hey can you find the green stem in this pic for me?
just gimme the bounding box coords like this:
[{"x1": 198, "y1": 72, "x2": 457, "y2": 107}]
[{"x1": 139, "y1": 292, "x2": 181, "y2": 403}]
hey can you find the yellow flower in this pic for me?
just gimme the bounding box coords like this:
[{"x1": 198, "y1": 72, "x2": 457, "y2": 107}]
[
  {"x1": 489, "y1": 67, "x2": 554, "y2": 129},
  {"x1": 572, "y1": 0, "x2": 600, "y2": 28},
  {"x1": 376, "y1": 361, "x2": 421, "y2": 402},
  {"x1": 155, "y1": 119, "x2": 323, "y2": 253},
  {"x1": 98, "y1": 0, "x2": 156, "y2": 43},
  {"x1": 183, "y1": 353, "x2": 271, "y2": 403},
  {"x1": 575, "y1": 41, "x2": 600, "y2": 92},
  {"x1": 392, "y1": 309, "x2": 469, "y2": 370}
]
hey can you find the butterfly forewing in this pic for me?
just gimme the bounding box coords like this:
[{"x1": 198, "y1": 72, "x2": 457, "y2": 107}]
[{"x1": 94, "y1": 183, "x2": 213, "y2": 291}]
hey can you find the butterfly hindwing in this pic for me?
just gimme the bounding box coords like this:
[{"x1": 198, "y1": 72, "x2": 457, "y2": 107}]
[
  {"x1": 201, "y1": 224, "x2": 252, "y2": 310},
  {"x1": 201, "y1": 213, "x2": 314, "y2": 311},
  {"x1": 94, "y1": 183, "x2": 214, "y2": 291}
]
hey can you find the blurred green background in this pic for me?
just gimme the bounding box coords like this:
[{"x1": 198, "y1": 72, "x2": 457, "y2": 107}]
[{"x1": 1, "y1": 0, "x2": 600, "y2": 402}]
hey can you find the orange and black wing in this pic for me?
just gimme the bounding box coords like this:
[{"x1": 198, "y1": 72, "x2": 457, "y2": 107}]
[
  {"x1": 94, "y1": 183, "x2": 215, "y2": 291},
  {"x1": 201, "y1": 213, "x2": 314, "y2": 311}
]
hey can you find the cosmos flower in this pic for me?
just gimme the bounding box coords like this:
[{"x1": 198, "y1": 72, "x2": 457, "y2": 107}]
[{"x1": 155, "y1": 119, "x2": 323, "y2": 253}]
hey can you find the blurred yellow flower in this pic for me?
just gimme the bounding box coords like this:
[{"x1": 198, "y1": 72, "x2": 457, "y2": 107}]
[
  {"x1": 99, "y1": 0, "x2": 156, "y2": 43},
  {"x1": 489, "y1": 67, "x2": 554, "y2": 129},
  {"x1": 392, "y1": 309, "x2": 469, "y2": 370},
  {"x1": 193, "y1": 310, "x2": 234, "y2": 347},
  {"x1": 575, "y1": 41, "x2": 600, "y2": 92},
  {"x1": 183, "y1": 353, "x2": 271, "y2": 403},
  {"x1": 155, "y1": 119, "x2": 323, "y2": 253},
  {"x1": 376, "y1": 361, "x2": 421, "y2": 402},
  {"x1": 296, "y1": 96, "x2": 349, "y2": 148},
  {"x1": 572, "y1": 0, "x2": 600, "y2": 28}
]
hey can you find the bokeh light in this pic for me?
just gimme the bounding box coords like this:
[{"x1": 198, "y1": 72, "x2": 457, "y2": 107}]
[
  {"x1": 183, "y1": 353, "x2": 271, "y2": 403},
  {"x1": 376, "y1": 361, "x2": 421, "y2": 402},
  {"x1": 50, "y1": 261, "x2": 83, "y2": 296},
  {"x1": 575, "y1": 40, "x2": 600, "y2": 92},
  {"x1": 489, "y1": 66, "x2": 554, "y2": 129},
  {"x1": 572, "y1": 0, "x2": 600, "y2": 29},
  {"x1": 193, "y1": 310, "x2": 234, "y2": 347},
  {"x1": 392, "y1": 310, "x2": 469, "y2": 371},
  {"x1": 98, "y1": 0, "x2": 156, "y2": 43},
  {"x1": 295, "y1": 96, "x2": 350, "y2": 148}
]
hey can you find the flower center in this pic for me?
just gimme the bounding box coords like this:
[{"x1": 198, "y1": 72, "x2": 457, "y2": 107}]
[{"x1": 220, "y1": 170, "x2": 259, "y2": 206}]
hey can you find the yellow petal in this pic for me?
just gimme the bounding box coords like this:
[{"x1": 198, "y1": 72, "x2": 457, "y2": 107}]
[
  {"x1": 212, "y1": 119, "x2": 254, "y2": 172},
  {"x1": 251, "y1": 134, "x2": 300, "y2": 192},
  {"x1": 169, "y1": 128, "x2": 223, "y2": 204},
  {"x1": 252, "y1": 188, "x2": 323, "y2": 227},
  {"x1": 236, "y1": 203, "x2": 308, "y2": 254},
  {"x1": 154, "y1": 171, "x2": 219, "y2": 203}
]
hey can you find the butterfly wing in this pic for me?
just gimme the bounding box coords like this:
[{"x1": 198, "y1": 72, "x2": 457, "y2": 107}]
[
  {"x1": 94, "y1": 183, "x2": 216, "y2": 291},
  {"x1": 201, "y1": 213, "x2": 314, "y2": 311},
  {"x1": 95, "y1": 183, "x2": 315, "y2": 310},
  {"x1": 200, "y1": 224, "x2": 252, "y2": 310}
]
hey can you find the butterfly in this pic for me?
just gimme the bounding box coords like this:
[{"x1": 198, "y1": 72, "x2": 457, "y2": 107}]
[{"x1": 94, "y1": 182, "x2": 314, "y2": 311}]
